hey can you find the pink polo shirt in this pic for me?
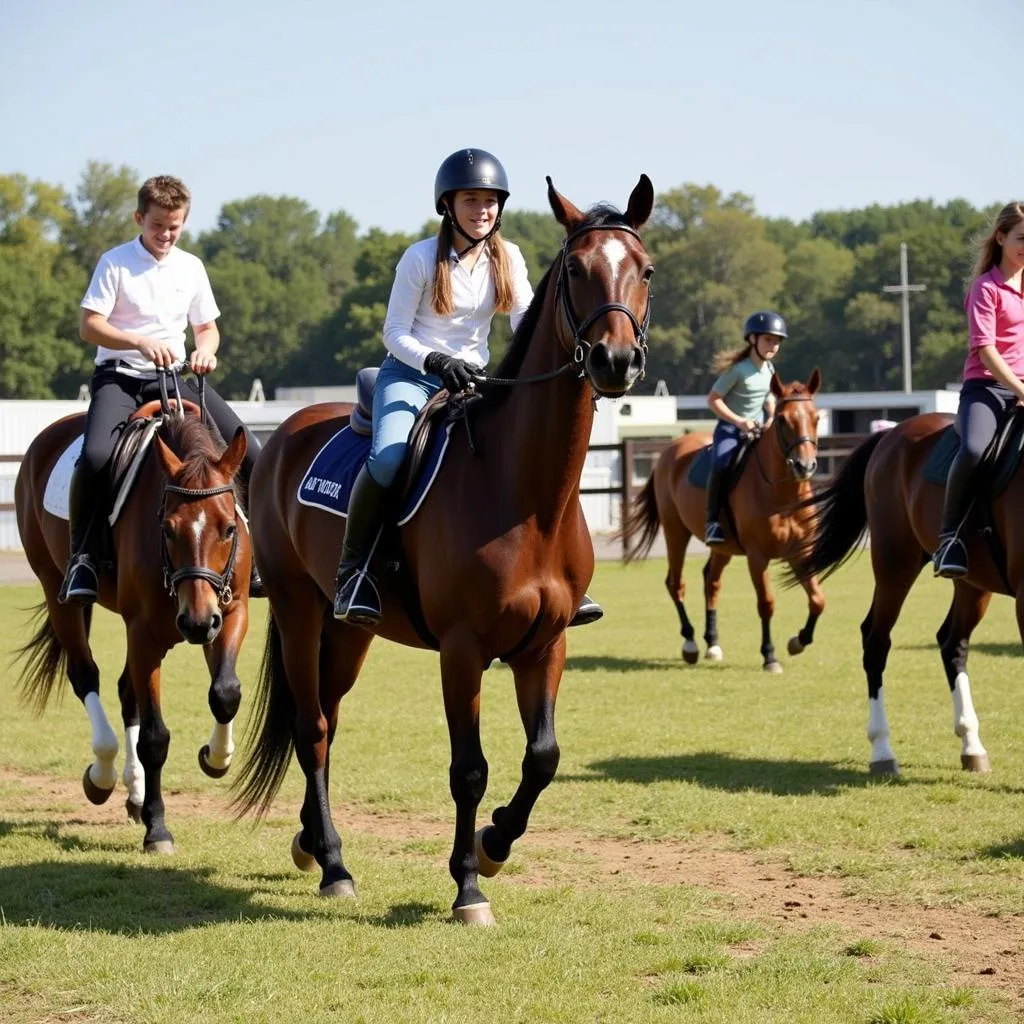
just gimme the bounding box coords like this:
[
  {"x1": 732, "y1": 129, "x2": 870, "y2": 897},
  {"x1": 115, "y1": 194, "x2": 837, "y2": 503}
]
[{"x1": 962, "y1": 265, "x2": 1024, "y2": 381}]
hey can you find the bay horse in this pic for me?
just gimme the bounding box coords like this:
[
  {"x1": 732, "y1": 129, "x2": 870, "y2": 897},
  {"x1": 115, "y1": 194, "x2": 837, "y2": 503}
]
[
  {"x1": 789, "y1": 413, "x2": 1013, "y2": 775},
  {"x1": 233, "y1": 175, "x2": 654, "y2": 925},
  {"x1": 14, "y1": 378, "x2": 253, "y2": 852},
  {"x1": 620, "y1": 370, "x2": 824, "y2": 672}
]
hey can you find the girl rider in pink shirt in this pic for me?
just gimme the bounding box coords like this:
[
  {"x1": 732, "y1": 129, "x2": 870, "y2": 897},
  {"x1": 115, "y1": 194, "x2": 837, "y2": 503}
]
[{"x1": 934, "y1": 201, "x2": 1024, "y2": 578}]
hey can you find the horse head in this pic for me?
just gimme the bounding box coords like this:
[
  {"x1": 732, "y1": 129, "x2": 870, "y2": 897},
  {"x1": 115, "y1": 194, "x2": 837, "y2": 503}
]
[
  {"x1": 154, "y1": 422, "x2": 248, "y2": 645},
  {"x1": 546, "y1": 174, "x2": 654, "y2": 397},
  {"x1": 769, "y1": 368, "x2": 822, "y2": 482}
]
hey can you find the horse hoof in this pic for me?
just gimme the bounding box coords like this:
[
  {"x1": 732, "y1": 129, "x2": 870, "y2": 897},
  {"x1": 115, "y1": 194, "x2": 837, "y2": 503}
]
[
  {"x1": 961, "y1": 753, "x2": 991, "y2": 773},
  {"x1": 452, "y1": 902, "x2": 495, "y2": 927},
  {"x1": 704, "y1": 646, "x2": 723, "y2": 662},
  {"x1": 125, "y1": 799, "x2": 143, "y2": 824},
  {"x1": 319, "y1": 878, "x2": 356, "y2": 899},
  {"x1": 787, "y1": 636, "x2": 805, "y2": 656},
  {"x1": 291, "y1": 832, "x2": 318, "y2": 872},
  {"x1": 198, "y1": 744, "x2": 230, "y2": 779},
  {"x1": 475, "y1": 827, "x2": 507, "y2": 878},
  {"x1": 763, "y1": 661, "x2": 783, "y2": 675},
  {"x1": 144, "y1": 839, "x2": 175, "y2": 855},
  {"x1": 681, "y1": 640, "x2": 699, "y2": 665},
  {"x1": 82, "y1": 767, "x2": 115, "y2": 806},
  {"x1": 869, "y1": 759, "x2": 900, "y2": 776}
]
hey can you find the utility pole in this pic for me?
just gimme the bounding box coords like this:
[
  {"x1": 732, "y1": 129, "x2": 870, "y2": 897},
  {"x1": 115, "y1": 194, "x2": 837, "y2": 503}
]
[{"x1": 882, "y1": 242, "x2": 926, "y2": 394}]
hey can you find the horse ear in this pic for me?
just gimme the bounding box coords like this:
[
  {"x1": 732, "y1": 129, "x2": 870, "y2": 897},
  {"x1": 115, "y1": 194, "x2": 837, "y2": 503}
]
[
  {"x1": 770, "y1": 371, "x2": 784, "y2": 399},
  {"x1": 546, "y1": 176, "x2": 585, "y2": 231},
  {"x1": 154, "y1": 435, "x2": 182, "y2": 479},
  {"x1": 217, "y1": 426, "x2": 248, "y2": 481},
  {"x1": 625, "y1": 174, "x2": 654, "y2": 229},
  {"x1": 806, "y1": 367, "x2": 822, "y2": 395}
]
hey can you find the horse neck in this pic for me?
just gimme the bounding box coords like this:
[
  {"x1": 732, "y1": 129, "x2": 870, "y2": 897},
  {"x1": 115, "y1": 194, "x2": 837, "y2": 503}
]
[{"x1": 483, "y1": 305, "x2": 594, "y2": 531}]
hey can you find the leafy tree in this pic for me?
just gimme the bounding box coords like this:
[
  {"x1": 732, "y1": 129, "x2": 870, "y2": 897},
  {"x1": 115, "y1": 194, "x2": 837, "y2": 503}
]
[{"x1": 62, "y1": 161, "x2": 139, "y2": 274}]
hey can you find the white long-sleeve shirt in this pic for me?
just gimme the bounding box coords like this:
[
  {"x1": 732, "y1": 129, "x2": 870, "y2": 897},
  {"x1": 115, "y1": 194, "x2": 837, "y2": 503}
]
[{"x1": 382, "y1": 237, "x2": 533, "y2": 372}]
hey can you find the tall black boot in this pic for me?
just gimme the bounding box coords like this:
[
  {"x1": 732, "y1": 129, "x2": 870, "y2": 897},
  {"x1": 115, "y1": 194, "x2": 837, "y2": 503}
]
[
  {"x1": 333, "y1": 465, "x2": 391, "y2": 625},
  {"x1": 58, "y1": 462, "x2": 100, "y2": 605},
  {"x1": 704, "y1": 459, "x2": 726, "y2": 545},
  {"x1": 235, "y1": 459, "x2": 266, "y2": 599},
  {"x1": 933, "y1": 451, "x2": 972, "y2": 578}
]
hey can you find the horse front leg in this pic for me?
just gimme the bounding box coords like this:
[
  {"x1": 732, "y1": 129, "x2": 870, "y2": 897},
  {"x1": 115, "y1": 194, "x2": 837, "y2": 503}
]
[
  {"x1": 702, "y1": 552, "x2": 731, "y2": 661},
  {"x1": 440, "y1": 635, "x2": 491, "y2": 926},
  {"x1": 660, "y1": 495, "x2": 698, "y2": 663},
  {"x1": 940, "y1": 581, "x2": 991, "y2": 772},
  {"x1": 127, "y1": 621, "x2": 174, "y2": 853},
  {"x1": 787, "y1": 570, "x2": 825, "y2": 657},
  {"x1": 198, "y1": 601, "x2": 249, "y2": 779},
  {"x1": 477, "y1": 633, "x2": 565, "y2": 882},
  {"x1": 746, "y1": 553, "x2": 781, "y2": 673}
]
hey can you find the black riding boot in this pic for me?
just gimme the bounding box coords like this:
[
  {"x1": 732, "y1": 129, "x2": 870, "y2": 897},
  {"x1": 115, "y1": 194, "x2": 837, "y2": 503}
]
[
  {"x1": 934, "y1": 451, "x2": 972, "y2": 579},
  {"x1": 236, "y1": 462, "x2": 266, "y2": 599},
  {"x1": 58, "y1": 463, "x2": 100, "y2": 605},
  {"x1": 333, "y1": 465, "x2": 391, "y2": 625},
  {"x1": 704, "y1": 459, "x2": 726, "y2": 545}
]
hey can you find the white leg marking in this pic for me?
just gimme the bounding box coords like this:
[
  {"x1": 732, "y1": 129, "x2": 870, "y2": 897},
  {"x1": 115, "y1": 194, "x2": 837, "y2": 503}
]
[
  {"x1": 867, "y1": 693, "x2": 896, "y2": 765},
  {"x1": 84, "y1": 692, "x2": 118, "y2": 790},
  {"x1": 600, "y1": 237, "x2": 627, "y2": 287},
  {"x1": 205, "y1": 721, "x2": 234, "y2": 770},
  {"x1": 952, "y1": 672, "x2": 987, "y2": 758},
  {"x1": 123, "y1": 724, "x2": 145, "y2": 807},
  {"x1": 705, "y1": 644, "x2": 723, "y2": 661}
]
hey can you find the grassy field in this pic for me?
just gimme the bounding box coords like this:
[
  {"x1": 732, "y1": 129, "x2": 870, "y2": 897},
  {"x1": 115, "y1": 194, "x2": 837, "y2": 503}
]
[{"x1": 1, "y1": 555, "x2": 1024, "y2": 1022}]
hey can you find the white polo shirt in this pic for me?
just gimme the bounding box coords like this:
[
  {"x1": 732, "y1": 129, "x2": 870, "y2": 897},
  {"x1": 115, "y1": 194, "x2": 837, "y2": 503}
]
[
  {"x1": 81, "y1": 238, "x2": 220, "y2": 375},
  {"x1": 382, "y1": 237, "x2": 533, "y2": 371}
]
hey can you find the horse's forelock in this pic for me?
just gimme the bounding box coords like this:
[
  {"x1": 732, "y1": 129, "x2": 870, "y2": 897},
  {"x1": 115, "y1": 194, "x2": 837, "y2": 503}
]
[{"x1": 162, "y1": 415, "x2": 237, "y2": 493}]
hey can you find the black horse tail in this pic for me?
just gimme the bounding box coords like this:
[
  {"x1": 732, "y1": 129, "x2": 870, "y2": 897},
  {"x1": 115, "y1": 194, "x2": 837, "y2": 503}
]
[
  {"x1": 618, "y1": 474, "x2": 661, "y2": 564},
  {"x1": 786, "y1": 430, "x2": 890, "y2": 586},
  {"x1": 14, "y1": 603, "x2": 92, "y2": 715},
  {"x1": 231, "y1": 612, "x2": 294, "y2": 820}
]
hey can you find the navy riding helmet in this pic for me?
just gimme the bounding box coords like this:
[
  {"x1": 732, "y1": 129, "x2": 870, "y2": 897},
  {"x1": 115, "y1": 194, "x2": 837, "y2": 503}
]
[
  {"x1": 434, "y1": 149, "x2": 510, "y2": 215},
  {"x1": 743, "y1": 311, "x2": 788, "y2": 341}
]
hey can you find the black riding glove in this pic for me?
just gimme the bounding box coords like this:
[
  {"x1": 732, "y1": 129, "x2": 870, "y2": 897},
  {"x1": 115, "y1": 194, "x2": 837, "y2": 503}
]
[{"x1": 423, "y1": 352, "x2": 479, "y2": 394}]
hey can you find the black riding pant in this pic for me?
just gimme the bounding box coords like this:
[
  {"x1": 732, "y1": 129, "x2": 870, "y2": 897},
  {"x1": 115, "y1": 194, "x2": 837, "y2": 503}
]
[{"x1": 941, "y1": 377, "x2": 1018, "y2": 533}]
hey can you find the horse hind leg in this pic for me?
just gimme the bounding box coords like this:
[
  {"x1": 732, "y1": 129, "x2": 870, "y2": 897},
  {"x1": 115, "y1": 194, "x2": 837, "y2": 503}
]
[
  {"x1": 939, "y1": 582, "x2": 991, "y2": 772},
  {"x1": 660, "y1": 504, "x2": 698, "y2": 663}
]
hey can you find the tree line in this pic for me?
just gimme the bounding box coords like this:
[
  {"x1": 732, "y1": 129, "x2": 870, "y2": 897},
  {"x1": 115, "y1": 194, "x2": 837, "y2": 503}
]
[{"x1": 0, "y1": 161, "x2": 997, "y2": 400}]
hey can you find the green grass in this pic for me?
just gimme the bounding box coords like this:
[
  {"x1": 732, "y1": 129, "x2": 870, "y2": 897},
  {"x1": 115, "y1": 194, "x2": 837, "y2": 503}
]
[{"x1": 0, "y1": 556, "x2": 1022, "y2": 1022}]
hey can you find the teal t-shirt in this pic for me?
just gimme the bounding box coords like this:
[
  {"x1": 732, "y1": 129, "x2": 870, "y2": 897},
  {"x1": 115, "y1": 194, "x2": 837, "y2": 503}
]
[{"x1": 711, "y1": 357, "x2": 774, "y2": 421}]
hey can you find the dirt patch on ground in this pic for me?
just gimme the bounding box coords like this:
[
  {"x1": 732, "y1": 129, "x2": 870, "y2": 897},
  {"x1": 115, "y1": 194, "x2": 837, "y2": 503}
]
[{"x1": 2, "y1": 766, "x2": 1021, "y2": 1008}]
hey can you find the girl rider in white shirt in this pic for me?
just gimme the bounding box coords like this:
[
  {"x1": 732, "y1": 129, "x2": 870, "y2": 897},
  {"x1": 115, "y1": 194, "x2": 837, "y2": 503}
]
[{"x1": 333, "y1": 148, "x2": 602, "y2": 629}]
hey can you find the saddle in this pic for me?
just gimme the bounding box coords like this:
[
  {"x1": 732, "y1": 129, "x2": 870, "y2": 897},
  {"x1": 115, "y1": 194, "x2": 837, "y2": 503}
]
[{"x1": 686, "y1": 433, "x2": 758, "y2": 494}]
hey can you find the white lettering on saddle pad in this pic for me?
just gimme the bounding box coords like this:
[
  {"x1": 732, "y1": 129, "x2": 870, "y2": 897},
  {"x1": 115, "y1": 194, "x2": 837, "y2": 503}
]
[{"x1": 42, "y1": 435, "x2": 84, "y2": 520}]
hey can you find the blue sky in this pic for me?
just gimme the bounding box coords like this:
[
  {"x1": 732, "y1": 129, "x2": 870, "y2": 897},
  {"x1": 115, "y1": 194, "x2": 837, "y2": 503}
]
[{"x1": 2, "y1": 0, "x2": 1018, "y2": 235}]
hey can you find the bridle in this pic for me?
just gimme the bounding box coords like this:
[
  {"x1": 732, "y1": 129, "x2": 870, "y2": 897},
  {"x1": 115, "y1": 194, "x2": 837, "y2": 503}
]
[
  {"x1": 154, "y1": 368, "x2": 239, "y2": 607},
  {"x1": 752, "y1": 394, "x2": 819, "y2": 485},
  {"x1": 555, "y1": 222, "x2": 651, "y2": 385},
  {"x1": 159, "y1": 482, "x2": 239, "y2": 607}
]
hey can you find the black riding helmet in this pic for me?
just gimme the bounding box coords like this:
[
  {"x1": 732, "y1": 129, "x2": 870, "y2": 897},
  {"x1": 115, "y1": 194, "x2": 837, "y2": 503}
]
[
  {"x1": 743, "y1": 311, "x2": 788, "y2": 341},
  {"x1": 434, "y1": 148, "x2": 510, "y2": 215}
]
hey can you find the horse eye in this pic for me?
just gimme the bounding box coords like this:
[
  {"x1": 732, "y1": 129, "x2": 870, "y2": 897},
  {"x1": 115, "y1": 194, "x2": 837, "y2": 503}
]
[
  {"x1": 642, "y1": 266, "x2": 655, "y2": 283},
  {"x1": 566, "y1": 259, "x2": 581, "y2": 277},
  {"x1": 224, "y1": 522, "x2": 237, "y2": 540},
  {"x1": 161, "y1": 522, "x2": 174, "y2": 541}
]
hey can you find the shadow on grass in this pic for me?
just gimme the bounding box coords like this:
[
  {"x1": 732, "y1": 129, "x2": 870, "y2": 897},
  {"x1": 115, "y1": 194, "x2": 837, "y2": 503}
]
[
  {"x1": 364, "y1": 901, "x2": 438, "y2": 928},
  {"x1": 901, "y1": 640, "x2": 1022, "y2": 658},
  {"x1": 977, "y1": 838, "x2": 1024, "y2": 860},
  {"x1": 565, "y1": 654, "x2": 683, "y2": 673},
  {"x1": 558, "y1": 752, "x2": 890, "y2": 796}
]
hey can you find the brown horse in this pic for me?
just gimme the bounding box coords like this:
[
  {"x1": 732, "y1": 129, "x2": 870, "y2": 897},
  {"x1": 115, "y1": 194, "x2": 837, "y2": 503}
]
[
  {"x1": 15, "y1": 388, "x2": 252, "y2": 852},
  {"x1": 620, "y1": 370, "x2": 824, "y2": 672},
  {"x1": 789, "y1": 413, "x2": 1010, "y2": 775},
  {"x1": 233, "y1": 176, "x2": 654, "y2": 924}
]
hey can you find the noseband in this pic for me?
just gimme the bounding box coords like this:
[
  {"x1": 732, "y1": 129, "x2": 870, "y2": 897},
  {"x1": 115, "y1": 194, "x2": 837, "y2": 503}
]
[
  {"x1": 160, "y1": 481, "x2": 239, "y2": 607},
  {"x1": 555, "y1": 223, "x2": 651, "y2": 382}
]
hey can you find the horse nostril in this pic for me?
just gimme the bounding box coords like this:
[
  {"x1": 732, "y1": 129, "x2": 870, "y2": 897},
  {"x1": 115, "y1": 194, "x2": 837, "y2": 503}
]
[
  {"x1": 808, "y1": 459, "x2": 818, "y2": 476},
  {"x1": 210, "y1": 612, "x2": 223, "y2": 634},
  {"x1": 629, "y1": 346, "x2": 645, "y2": 376},
  {"x1": 587, "y1": 343, "x2": 611, "y2": 375},
  {"x1": 176, "y1": 613, "x2": 188, "y2": 634}
]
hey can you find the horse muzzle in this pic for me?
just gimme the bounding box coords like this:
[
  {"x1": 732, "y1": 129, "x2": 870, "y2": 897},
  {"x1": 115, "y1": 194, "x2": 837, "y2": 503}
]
[
  {"x1": 789, "y1": 456, "x2": 818, "y2": 481},
  {"x1": 585, "y1": 341, "x2": 646, "y2": 397},
  {"x1": 176, "y1": 606, "x2": 223, "y2": 645}
]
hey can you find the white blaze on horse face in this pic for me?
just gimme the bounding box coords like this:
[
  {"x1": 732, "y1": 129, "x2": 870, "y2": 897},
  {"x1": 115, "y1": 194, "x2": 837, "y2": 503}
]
[
  {"x1": 600, "y1": 237, "x2": 628, "y2": 287},
  {"x1": 190, "y1": 510, "x2": 207, "y2": 543}
]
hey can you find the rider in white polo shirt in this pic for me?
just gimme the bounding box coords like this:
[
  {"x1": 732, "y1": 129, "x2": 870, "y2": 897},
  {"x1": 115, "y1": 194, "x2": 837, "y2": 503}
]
[{"x1": 59, "y1": 174, "x2": 263, "y2": 604}]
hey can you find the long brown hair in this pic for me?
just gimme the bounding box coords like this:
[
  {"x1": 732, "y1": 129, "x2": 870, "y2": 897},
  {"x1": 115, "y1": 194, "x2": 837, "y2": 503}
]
[
  {"x1": 430, "y1": 213, "x2": 514, "y2": 317},
  {"x1": 971, "y1": 202, "x2": 1024, "y2": 281},
  {"x1": 712, "y1": 341, "x2": 755, "y2": 374}
]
